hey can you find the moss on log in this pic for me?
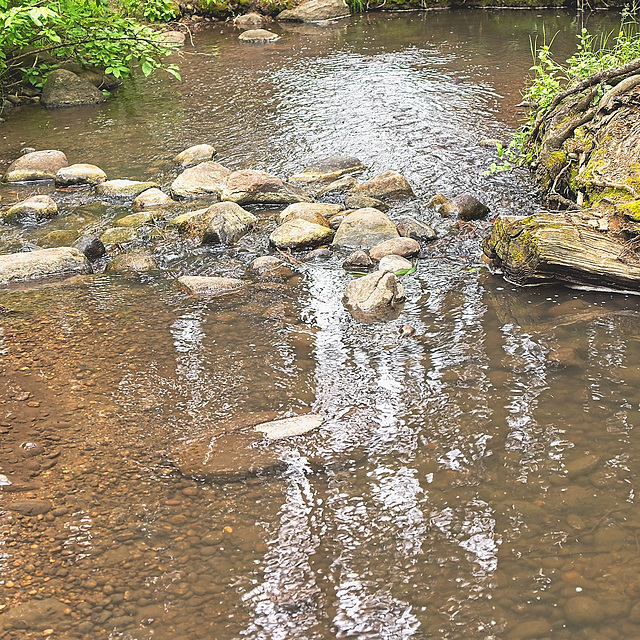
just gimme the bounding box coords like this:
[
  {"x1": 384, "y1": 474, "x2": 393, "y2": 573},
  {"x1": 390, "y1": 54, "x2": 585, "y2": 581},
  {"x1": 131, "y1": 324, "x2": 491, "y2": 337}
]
[{"x1": 483, "y1": 212, "x2": 640, "y2": 291}]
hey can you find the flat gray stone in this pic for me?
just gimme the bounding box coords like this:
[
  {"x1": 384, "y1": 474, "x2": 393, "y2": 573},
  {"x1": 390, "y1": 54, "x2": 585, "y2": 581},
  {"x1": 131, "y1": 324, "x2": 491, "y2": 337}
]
[
  {"x1": 239, "y1": 29, "x2": 280, "y2": 42},
  {"x1": 290, "y1": 156, "x2": 365, "y2": 182},
  {"x1": 254, "y1": 414, "x2": 323, "y2": 440}
]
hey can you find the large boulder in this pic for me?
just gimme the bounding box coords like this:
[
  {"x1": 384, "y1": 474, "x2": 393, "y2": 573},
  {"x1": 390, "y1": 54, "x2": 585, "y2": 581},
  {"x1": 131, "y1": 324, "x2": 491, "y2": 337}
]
[
  {"x1": 172, "y1": 144, "x2": 216, "y2": 168},
  {"x1": 222, "y1": 170, "x2": 311, "y2": 205},
  {"x1": 3, "y1": 195, "x2": 57, "y2": 224},
  {"x1": 55, "y1": 163, "x2": 107, "y2": 186},
  {"x1": 239, "y1": 29, "x2": 280, "y2": 42},
  {"x1": 270, "y1": 219, "x2": 334, "y2": 249},
  {"x1": 332, "y1": 208, "x2": 400, "y2": 249},
  {"x1": 170, "y1": 161, "x2": 231, "y2": 199},
  {"x1": 95, "y1": 179, "x2": 159, "y2": 200},
  {"x1": 3, "y1": 150, "x2": 68, "y2": 182},
  {"x1": 342, "y1": 271, "x2": 405, "y2": 323},
  {"x1": 0, "y1": 248, "x2": 91, "y2": 283},
  {"x1": 277, "y1": 0, "x2": 350, "y2": 22},
  {"x1": 349, "y1": 170, "x2": 414, "y2": 201},
  {"x1": 178, "y1": 276, "x2": 249, "y2": 296},
  {"x1": 202, "y1": 202, "x2": 258, "y2": 245},
  {"x1": 290, "y1": 156, "x2": 365, "y2": 182},
  {"x1": 41, "y1": 69, "x2": 106, "y2": 108}
]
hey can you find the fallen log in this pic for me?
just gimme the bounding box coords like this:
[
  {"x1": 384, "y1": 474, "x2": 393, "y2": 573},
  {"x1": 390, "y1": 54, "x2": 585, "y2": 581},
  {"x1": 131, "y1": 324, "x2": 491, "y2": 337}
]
[{"x1": 483, "y1": 212, "x2": 640, "y2": 292}]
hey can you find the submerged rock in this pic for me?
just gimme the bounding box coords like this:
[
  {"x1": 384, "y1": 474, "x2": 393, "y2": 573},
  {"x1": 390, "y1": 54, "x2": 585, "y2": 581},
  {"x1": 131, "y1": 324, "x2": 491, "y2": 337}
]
[
  {"x1": 369, "y1": 237, "x2": 420, "y2": 261},
  {"x1": 178, "y1": 275, "x2": 249, "y2": 296},
  {"x1": 55, "y1": 163, "x2": 107, "y2": 186},
  {"x1": 133, "y1": 188, "x2": 174, "y2": 210},
  {"x1": 3, "y1": 150, "x2": 68, "y2": 182},
  {"x1": 239, "y1": 29, "x2": 280, "y2": 42},
  {"x1": 3, "y1": 195, "x2": 58, "y2": 224},
  {"x1": 170, "y1": 161, "x2": 231, "y2": 199},
  {"x1": 172, "y1": 144, "x2": 216, "y2": 168},
  {"x1": 114, "y1": 211, "x2": 157, "y2": 228},
  {"x1": 222, "y1": 170, "x2": 311, "y2": 205},
  {"x1": 290, "y1": 156, "x2": 365, "y2": 182},
  {"x1": 344, "y1": 193, "x2": 389, "y2": 212},
  {"x1": 349, "y1": 170, "x2": 414, "y2": 201},
  {"x1": 38, "y1": 230, "x2": 79, "y2": 248},
  {"x1": 0, "y1": 598, "x2": 66, "y2": 632},
  {"x1": 277, "y1": 0, "x2": 350, "y2": 22},
  {"x1": 7, "y1": 499, "x2": 52, "y2": 515},
  {"x1": 0, "y1": 247, "x2": 91, "y2": 283},
  {"x1": 429, "y1": 192, "x2": 489, "y2": 220},
  {"x1": 41, "y1": 69, "x2": 105, "y2": 108},
  {"x1": 254, "y1": 414, "x2": 324, "y2": 439},
  {"x1": 100, "y1": 227, "x2": 138, "y2": 245},
  {"x1": 270, "y1": 219, "x2": 334, "y2": 250},
  {"x1": 343, "y1": 271, "x2": 405, "y2": 323},
  {"x1": 397, "y1": 217, "x2": 437, "y2": 242},
  {"x1": 95, "y1": 179, "x2": 159, "y2": 201},
  {"x1": 316, "y1": 175, "x2": 358, "y2": 201},
  {"x1": 332, "y1": 208, "x2": 399, "y2": 249},
  {"x1": 250, "y1": 256, "x2": 295, "y2": 279}
]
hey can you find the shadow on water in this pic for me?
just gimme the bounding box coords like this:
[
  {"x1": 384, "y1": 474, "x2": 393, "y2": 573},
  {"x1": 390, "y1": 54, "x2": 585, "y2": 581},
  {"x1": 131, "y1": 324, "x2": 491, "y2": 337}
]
[{"x1": 1, "y1": 9, "x2": 640, "y2": 640}]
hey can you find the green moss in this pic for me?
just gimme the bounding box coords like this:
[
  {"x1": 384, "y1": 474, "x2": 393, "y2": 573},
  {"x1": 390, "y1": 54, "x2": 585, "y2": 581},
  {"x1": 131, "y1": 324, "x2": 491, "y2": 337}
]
[{"x1": 618, "y1": 200, "x2": 640, "y2": 221}]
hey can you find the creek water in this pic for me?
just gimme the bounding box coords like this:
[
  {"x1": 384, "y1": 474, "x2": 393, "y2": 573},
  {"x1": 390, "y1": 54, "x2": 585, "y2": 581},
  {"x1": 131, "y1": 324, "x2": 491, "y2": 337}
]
[{"x1": 2, "y1": 9, "x2": 640, "y2": 640}]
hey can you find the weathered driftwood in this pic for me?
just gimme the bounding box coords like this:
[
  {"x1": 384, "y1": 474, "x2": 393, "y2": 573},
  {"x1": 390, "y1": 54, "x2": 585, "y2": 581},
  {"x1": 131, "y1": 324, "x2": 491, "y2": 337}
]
[{"x1": 483, "y1": 213, "x2": 640, "y2": 291}]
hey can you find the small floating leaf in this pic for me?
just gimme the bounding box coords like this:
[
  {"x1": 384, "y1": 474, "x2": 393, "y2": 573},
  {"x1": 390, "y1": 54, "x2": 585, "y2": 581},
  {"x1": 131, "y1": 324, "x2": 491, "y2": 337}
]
[{"x1": 394, "y1": 265, "x2": 417, "y2": 276}]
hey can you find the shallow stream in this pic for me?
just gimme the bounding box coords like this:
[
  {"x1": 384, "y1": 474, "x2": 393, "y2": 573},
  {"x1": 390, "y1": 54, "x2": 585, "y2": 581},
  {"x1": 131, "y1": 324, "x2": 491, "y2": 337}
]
[{"x1": 2, "y1": 9, "x2": 640, "y2": 640}]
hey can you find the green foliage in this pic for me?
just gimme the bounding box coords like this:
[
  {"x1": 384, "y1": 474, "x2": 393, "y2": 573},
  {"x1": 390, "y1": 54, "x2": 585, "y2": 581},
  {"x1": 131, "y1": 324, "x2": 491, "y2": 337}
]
[
  {"x1": 118, "y1": 0, "x2": 180, "y2": 22},
  {"x1": 488, "y1": 6, "x2": 640, "y2": 174},
  {"x1": 346, "y1": 0, "x2": 366, "y2": 12},
  {"x1": 0, "y1": 0, "x2": 181, "y2": 91}
]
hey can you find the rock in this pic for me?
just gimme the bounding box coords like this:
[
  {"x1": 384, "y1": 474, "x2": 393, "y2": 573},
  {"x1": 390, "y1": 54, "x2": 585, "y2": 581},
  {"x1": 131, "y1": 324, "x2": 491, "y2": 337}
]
[
  {"x1": 349, "y1": 170, "x2": 414, "y2": 201},
  {"x1": 38, "y1": 230, "x2": 79, "y2": 248},
  {"x1": 170, "y1": 161, "x2": 231, "y2": 199},
  {"x1": 328, "y1": 213, "x2": 345, "y2": 230},
  {"x1": 304, "y1": 247, "x2": 331, "y2": 261},
  {"x1": 396, "y1": 217, "x2": 437, "y2": 242},
  {"x1": 332, "y1": 208, "x2": 399, "y2": 249},
  {"x1": 7, "y1": 499, "x2": 52, "y2": 515},
  {"x1": 270, "y1": 219, "x2": 334, "y2": 250},
  {"x1": 344, "y1": 193, "x2": 389, "y2": 211},
  {"x1": 178, "y1": 276, "x2": 249, "y2": 297},
  {"x1": 254, "y1": 414, "x2": 323, "y2": 440},
  {"x1": 342, "y1": 249, "x2": 372, "y2": 271},
  {"x1": 0, "y1": 248, "x2": 91, "y2": 283},
  {"x1": 55, "y1": 163, "x2": 107, "y2": 186},
  {"x1": 250, "y1": 256, "x2": 294, "y2": 279},
  {"x1": 173, "y1": 144, "x2": 216, "y2": 168},
  {"x1": 564, "y1": 596, "x2": 605, "y2": 626},
  {"x1": 278, "y1": 207, "x2": 329, "y2": 228},
  {"x1": 95, "y1": 179, "x2": 159, "y2": 201},
  {"x1": 290, "y1": 156, "x2": 365, "y2": 182},
  {"x1": 235, "y1": 12, "x2": 267, "y2": 28},
  {"x1": 239, "y1": 29, "x2": 280, "y2": 42},
  {"x1": 3, "y1": 195, "x2": 58, "y2": 224},
  {"x1": 428, "y1": 193, "x2": 489, "y2": 219},
  {"x1": 564, "y1": 454, "x2": 600, "y2": 479},
  {"x1": 508, "y1": 620, "x2": 552, "y2": 639},
  {"x1": 167, "y1": 208, "x2": 211, "y2": 238},
  {"x1": 222, "y1": 170, "x2": 311, "y2": 205},
  {"x1": 450, "y1": 193, "x2": 490, "y2": 220},
  {"x1": 343, "y1": 271, "x2": 405, "y2": 323},
  {"x1": 369, "y1": 237, "x2": 420, "y2": 261},
  {"x1": 114, "y1": 211, "x2": 157, "y2": 228},
  {"x1": 278, "y1": 202, "x2": 342, "y2": 224},
  {"x1": 41, "y1": 69, "x2": 106, "y2": 108},
  {"x1": 0, "y1": 598, "x2": 66, "y2": 631},
  {"x1": 133, "y1": 188, "x2": 173, "y2": 210},
  {"x1": 173, "y1": 431, "x2": 286, "y2": 482},
  {"x1": 378, "y1": 254, "x2": 413, "y2": 273},
  {"x1": 277, "y1": 0, "x2": 350, "y2": 22},
  {"x1": 73, "y1": 235, "x2": 105, "y2": 260},
  {"x1": 316, "y1": 175, "x2": 358, "y2": 201},
  {"x1": 158, "y1": 30, "x2": 185, "y2": 46},
  {"x1": 105, "y1": 253, "x2": 158, "y2": 272},
  {"x1": 100, "y1": 227, "x2": 138, "y2": 245},
  {"x1": 202, "y1": 202, "x2": 258, "y2": 245},
  {"x1": 3, "y1": 150, "x2": 68, "y2": 182}
]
